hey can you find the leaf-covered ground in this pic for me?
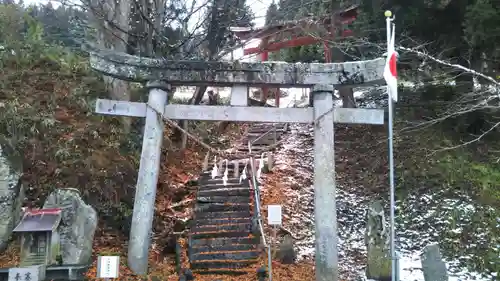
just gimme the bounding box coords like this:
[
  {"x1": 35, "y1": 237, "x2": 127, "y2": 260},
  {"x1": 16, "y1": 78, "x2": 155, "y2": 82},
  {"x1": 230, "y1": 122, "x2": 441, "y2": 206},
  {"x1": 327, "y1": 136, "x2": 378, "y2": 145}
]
[
  {"x1": 0, "y1": 53, "x2": 319, "y2": 280},
  {"x1": 0, "y1": 50, "x2": 498, "y2": 280}
]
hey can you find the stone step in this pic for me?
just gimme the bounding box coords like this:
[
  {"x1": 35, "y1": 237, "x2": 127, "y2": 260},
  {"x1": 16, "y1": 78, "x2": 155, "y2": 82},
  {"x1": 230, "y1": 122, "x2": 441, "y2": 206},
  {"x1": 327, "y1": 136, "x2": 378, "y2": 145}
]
[
  {"x1": 197, "y1": 173, "x2": 247, "y2": 180},
  {"x1": 238, "y1": 144, "x2": 271, "y2": 150},
  {"x1": 189, "y1": 237, "x2": 258, "y2": 248},
  {"x1": 196, "y1": 181, "x2": 249, "y2": 187},
  {"x1": 236, "y1": 147, "x2": 268, "y2": 153},
  {"x1": 250, "y1": 123, "x2": 286, "y2": 129},
  {"x1": 246, "y1": 131, "x2": 286, "y2": 138},
  {"x1": 198, "y1": 166, "x2": 250, "y2": 173},
  {"x1": 247, "y1": 131, "x2": 282, "y2": 137},
  {"x1": 189, "y1": 230, "x2": 250, "y2": 239},
  {"x1": 194, "y1": 211, "x2": 251, "y2": 220},
  {"x1": 197, "y1": 196, "x2": 250, "y2": 204},
  {"x1": 191, "y1": 269, "x2": 251, "y2": 276},
  {"x1": 244, "y1": 138, "x2": 279, "y2": 146},
  {"x1": 190, "y1": 260, "x2": 257, "y2": 270},
  {"x1": 192, "y1": 217, "x2": 252, "y2": 227},
  {"x1": 189, "y1": 243, "x2": 256, "y2": 255},
  {"x1": 238, "y1": 144, "x2": 274, "y2": 149},
  {"x1": 251, "y1": 122, "x2": 277, "y2": 127},
  {"x1": 197, "y1": 183, "x2": 249, "y2": 190},
  {"x1": 197, "y1": 188, "x2": 251, "y2": 197},
  {"x1": 191, "y1": 223, "x2": 252, "y2": 234},
  {"x1": 197, "y1": 178, "x2": 241, "y2": 185},
  {"x1": 197, "y1": 172, "x2": 240, "y2": 180},
  {"x1": 195, "y1": 203, "x2": 250, "y2": 213},
  {"x1": 199, "y1": 169, "x2": 250, "y2": 176},
  {"x1": 248, "y1": 128, "x2": 285, "y2": 134},
  {"x1": 190, "y1": 250, "x2": 260, "y2": 262}
]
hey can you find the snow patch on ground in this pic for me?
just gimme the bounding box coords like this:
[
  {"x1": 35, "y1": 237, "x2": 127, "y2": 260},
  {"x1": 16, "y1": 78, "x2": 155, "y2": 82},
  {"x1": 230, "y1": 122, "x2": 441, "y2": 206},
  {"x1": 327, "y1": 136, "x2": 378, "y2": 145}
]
[
  {"x1": 395, "y1": 190, "x2": 498, "y2": 281},
  {"x1": 267, "y1": 124, "x2": 497, "y2": 281}
]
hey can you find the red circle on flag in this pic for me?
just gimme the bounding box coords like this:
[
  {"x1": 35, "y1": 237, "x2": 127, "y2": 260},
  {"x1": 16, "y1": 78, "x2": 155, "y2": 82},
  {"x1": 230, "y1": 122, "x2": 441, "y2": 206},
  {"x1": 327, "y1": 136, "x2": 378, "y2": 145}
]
[{"x1": 389, "y1": 53, "x2": 397, "y2": 78}]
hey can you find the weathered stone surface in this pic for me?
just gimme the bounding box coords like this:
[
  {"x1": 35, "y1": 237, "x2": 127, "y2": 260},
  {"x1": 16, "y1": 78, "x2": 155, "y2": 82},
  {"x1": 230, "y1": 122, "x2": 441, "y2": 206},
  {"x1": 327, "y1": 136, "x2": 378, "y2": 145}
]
[
  {"x1": 276, "y1": 234, "x2": 296, "y2": 264},
  {"x1": 8, "y1": 265, "x2": 46, "y2": 281},
  {"x1": 365, "y1": 200, "x2": 391, "y2": 281},
  {"x1": 189, "y1": 237, "x2": 256, "y2": 247},
  {"x1": 189, "y1": 244, "x2": 255, "y2": 255},
  {"x1": 421, "y1": 243, "x2": 448, "y2": 281},
  {"x1": 190, "y1": 260, "x2": 255, "y2": 270},
  {"x1": 43, "y1": 188, "x2": 97, "y2": 265},
  {"x1": 0, "y1": 142, "x2": 24, "y2": 252},
  {"x1": 88, "y1": 48, "x2": 385, "y2": 87},
  {"x1": 190, "y1": 250, "x2": 259, "y2": 261}
]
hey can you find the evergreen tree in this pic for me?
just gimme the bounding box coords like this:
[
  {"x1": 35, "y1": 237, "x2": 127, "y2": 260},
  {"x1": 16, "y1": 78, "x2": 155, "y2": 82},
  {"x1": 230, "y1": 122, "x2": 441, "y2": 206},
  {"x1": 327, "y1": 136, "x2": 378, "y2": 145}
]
[
  {"x1": 203, "y1": 0, "x2": 254, "y2": 56},
  {"x1": 265, "y1": 2, "x2": 279, "y2": 25}
]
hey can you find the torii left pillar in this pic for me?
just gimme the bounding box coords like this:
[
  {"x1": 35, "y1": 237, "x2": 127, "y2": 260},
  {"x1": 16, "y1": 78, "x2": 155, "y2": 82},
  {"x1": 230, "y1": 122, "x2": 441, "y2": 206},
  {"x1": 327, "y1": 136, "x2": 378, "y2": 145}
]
[{"x1": 97, "y1": 80, "x2": 170, "y2": 274}]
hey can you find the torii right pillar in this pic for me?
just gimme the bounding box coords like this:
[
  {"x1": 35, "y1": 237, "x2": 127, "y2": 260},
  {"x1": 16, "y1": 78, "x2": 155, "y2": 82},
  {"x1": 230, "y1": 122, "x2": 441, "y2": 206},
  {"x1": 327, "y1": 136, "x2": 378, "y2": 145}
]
[{"x1": 312, "y1": 84, "x2": 338, "y2": 280}]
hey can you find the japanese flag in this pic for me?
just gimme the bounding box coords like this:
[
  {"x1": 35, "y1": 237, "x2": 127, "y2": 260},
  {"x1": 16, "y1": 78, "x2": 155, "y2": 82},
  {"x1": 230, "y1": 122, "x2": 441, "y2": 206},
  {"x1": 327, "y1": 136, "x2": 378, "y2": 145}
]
[{"x1": 384, "y1": 26, "x2": 398, "y2": 102}]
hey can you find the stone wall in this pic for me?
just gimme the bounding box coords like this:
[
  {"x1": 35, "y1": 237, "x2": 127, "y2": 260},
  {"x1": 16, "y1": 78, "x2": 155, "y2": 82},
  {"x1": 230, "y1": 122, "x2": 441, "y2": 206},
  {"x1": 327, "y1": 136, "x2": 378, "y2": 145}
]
[{"x1": 0, "y1": 141, "x2": 24, "y2": 252}]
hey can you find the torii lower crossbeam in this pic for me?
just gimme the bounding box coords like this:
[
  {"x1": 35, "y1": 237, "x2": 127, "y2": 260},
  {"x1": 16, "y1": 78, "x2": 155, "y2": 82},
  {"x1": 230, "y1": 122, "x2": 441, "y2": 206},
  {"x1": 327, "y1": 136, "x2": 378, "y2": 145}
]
[{"x1": 95, "y1": 99, "x2": 384, "y2": 124}]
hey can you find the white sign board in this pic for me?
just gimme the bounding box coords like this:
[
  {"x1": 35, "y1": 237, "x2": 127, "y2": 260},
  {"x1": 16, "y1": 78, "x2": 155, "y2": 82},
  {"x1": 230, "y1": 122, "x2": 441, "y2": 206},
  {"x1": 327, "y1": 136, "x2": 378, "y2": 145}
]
[
  {"x1": 267, "y1": 205, "x2": 282, "y2": 225},
  {"x1": 97, "y1": 256, "x2": 120, "y2": 279}
]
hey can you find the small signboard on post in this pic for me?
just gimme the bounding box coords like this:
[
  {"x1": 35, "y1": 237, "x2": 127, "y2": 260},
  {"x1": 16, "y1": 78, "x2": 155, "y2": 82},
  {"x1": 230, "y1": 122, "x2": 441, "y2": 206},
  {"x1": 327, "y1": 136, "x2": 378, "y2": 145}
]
[
  {"x1": 97, "y1": 256, "x2": 120, "y2": 279},
  {"x1": 267, "y1": 205, "x2": 282, "y2": 225}
]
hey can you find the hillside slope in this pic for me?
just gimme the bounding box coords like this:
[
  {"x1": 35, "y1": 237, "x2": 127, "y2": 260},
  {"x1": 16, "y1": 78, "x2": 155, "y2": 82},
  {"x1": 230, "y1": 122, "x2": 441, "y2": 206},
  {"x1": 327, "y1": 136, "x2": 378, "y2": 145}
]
[{"x1": 0, "y1": 46, "x2": 247, "y2": 279}]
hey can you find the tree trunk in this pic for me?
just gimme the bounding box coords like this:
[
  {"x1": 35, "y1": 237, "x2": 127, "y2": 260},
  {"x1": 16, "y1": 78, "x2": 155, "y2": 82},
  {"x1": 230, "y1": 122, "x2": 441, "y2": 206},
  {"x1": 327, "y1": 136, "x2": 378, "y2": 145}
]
[
  {"x1": 89, "y1": 0, "x2": 132, "y2": 132},
  {"x1": 171, "y1": 86, "x2": 207, "y2": 146}
]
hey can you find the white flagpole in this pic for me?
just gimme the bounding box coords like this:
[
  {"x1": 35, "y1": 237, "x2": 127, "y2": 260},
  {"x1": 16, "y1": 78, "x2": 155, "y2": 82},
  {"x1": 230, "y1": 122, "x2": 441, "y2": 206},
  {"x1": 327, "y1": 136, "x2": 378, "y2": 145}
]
[{"x1": 384, "y1": 10, "x2": 397, "y2": 281}]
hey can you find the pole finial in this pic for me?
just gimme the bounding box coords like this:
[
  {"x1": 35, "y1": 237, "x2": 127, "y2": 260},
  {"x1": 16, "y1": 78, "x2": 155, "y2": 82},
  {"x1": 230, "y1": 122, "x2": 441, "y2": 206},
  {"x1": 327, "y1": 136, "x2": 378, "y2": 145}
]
[{"x1": 384, "y1": 10, "x2": 392, "y2": 18}]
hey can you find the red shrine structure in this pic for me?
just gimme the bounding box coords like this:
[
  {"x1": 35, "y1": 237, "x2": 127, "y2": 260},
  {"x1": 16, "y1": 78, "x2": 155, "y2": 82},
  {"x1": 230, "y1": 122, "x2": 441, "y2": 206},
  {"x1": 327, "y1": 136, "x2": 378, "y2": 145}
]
[{"x1": 230, "y1": 4, "x2": 359, "y2": 107}]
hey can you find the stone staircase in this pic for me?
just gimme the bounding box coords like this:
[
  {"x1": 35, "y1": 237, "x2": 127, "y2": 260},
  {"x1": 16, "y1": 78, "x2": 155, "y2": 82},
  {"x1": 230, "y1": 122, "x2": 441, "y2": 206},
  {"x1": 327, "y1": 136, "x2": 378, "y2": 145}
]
[{"x1": 187, "y1": 123, "x2": 288, "y2": 276}]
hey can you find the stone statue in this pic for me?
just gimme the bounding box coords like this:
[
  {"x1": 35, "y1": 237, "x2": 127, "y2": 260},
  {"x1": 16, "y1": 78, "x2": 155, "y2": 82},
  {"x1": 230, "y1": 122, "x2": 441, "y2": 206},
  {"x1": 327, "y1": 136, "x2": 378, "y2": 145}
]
[
  {"x1": 43, "y1": 188, "x2": 98, "y2": 265},
  {"x1": 276, "y1": 234, "x2": 296, "y2": 264},
  {"x1": 421, "y1": 243, "x2": 448, "y2": 281}
]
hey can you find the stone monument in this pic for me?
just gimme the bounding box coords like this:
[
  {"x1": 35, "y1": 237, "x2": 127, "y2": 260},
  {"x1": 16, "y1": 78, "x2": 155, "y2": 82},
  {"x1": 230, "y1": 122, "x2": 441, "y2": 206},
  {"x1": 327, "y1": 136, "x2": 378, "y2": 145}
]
[
  {"x1": 421, "y1": 243, "x2": 448, "y2": 281},
  {"x1": 365, "y1": 200, "x2": 391, "y2": 281}
]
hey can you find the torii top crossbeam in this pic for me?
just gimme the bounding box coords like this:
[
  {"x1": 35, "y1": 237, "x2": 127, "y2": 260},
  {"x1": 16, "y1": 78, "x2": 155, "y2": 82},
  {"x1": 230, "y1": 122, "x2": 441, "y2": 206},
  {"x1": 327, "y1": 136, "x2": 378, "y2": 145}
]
[{"x1": 89, "y1": 48, "x2": 384, "y2": 87}]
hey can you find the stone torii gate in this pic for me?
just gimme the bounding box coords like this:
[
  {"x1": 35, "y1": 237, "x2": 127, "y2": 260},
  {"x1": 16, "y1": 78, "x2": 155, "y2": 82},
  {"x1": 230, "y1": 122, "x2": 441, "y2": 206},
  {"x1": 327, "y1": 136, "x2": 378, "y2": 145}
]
[{"x1": 88, "y1": 48, "x2": 386, "y2": 281}]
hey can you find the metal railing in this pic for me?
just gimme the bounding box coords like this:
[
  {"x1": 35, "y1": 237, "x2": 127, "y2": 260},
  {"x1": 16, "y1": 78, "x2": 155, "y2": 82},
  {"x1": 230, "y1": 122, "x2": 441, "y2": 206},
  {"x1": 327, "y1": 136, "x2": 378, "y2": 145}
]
[{"x1": 248, "y1": 141, "x2": 273, "y2": 281}]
